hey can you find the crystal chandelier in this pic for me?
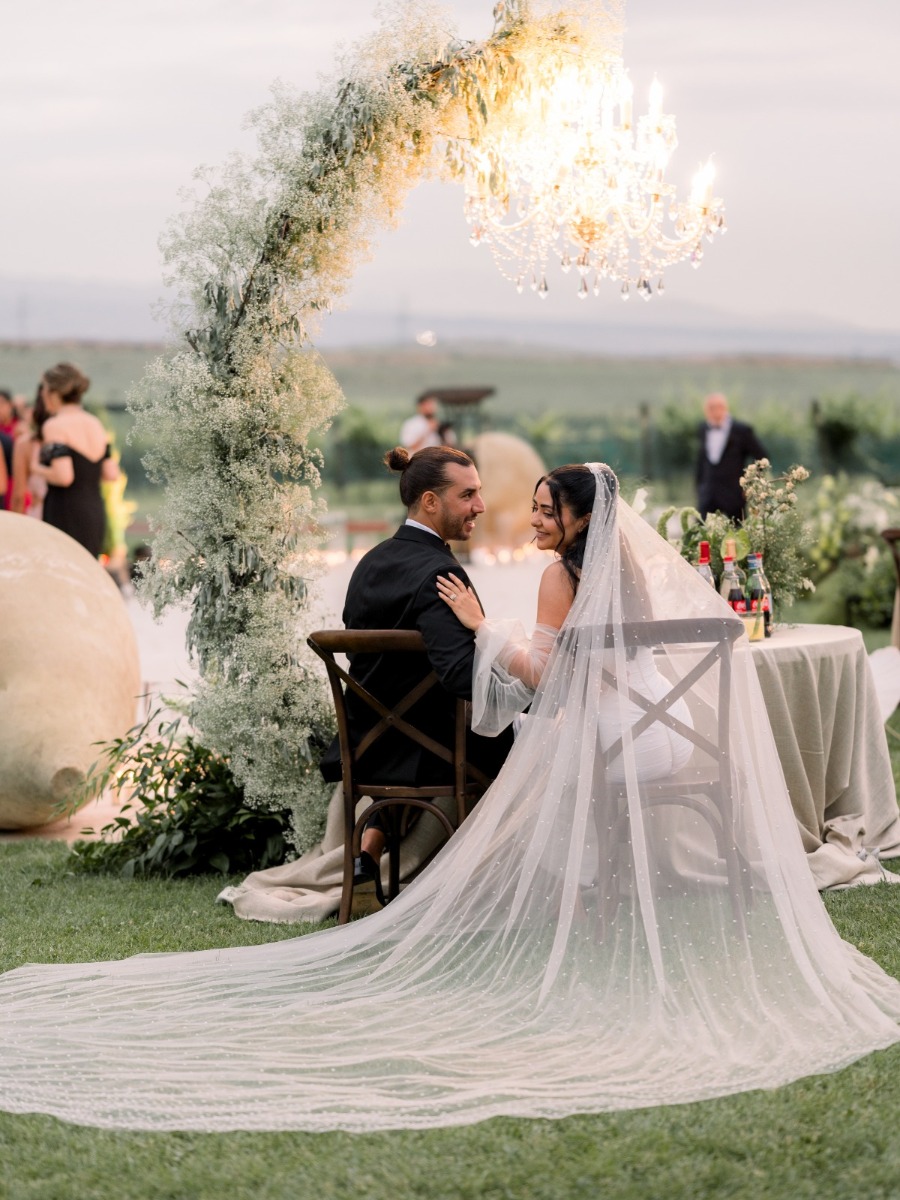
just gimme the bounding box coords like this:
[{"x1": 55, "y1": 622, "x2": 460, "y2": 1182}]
[{"x1": 456, "y1": 23, "x2": 726, "y2": 301}]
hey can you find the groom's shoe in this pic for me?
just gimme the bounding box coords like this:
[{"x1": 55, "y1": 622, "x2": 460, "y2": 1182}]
[{"x1": 353, "y1": 850, "x2": 386, "y2": 907}]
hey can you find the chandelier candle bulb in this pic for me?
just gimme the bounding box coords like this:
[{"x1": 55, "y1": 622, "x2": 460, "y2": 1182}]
[
  {"x1": 648, "y1": 77, "x2": 663, "y2": 124},
  {"x1": 691, "y1": 161, "x2": 716, "y2": 209},
  {"x1": 620, "y1": 73, "x2": 633, "y2": 128}
]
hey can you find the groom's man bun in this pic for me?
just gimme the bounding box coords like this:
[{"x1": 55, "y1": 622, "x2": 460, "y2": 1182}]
[
  {"x1": 383, "y1": 446, "x2": 411, "y2": 473},
  {"x1": 383, "y1": 444, "x2": 475, "y2": 511}
]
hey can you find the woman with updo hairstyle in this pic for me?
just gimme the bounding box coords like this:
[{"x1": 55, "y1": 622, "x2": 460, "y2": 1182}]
[{"x1": 31, "y1": 362, "x2": 119, "y2": 558}]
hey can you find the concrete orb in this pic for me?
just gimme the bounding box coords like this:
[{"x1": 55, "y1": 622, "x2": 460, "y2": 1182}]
[
  {"x1": 0, "y1": 513, "x2": 140, "y2": 829},
  {"x1": 469, "y1": 432, "x2": 546, "y2": 550}
]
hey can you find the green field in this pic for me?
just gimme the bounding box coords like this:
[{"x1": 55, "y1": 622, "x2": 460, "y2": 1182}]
[
  {"x1": 4, "y1": 341, "x2": 898, "y2": 531},
  {"x1": 2, "y1": 340, "x2": 898, "y2": 418}
]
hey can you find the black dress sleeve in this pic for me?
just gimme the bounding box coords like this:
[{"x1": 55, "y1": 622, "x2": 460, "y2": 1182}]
[{"x1": 39, "y1": 442, "x2": 74, "y2": 466}]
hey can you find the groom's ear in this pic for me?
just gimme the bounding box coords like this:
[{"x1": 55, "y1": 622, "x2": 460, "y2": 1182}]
[{"x1": 419, "y1": 490, "x2": 439, "y2": 514}]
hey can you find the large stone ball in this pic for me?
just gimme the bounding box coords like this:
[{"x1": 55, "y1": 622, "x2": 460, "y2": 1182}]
[
  {"x1": 0, "y1": 513, "x2": 140, "y2": 828},
  {"x1": 469, "y1": 432, "x2": 546, "y2": 550}
]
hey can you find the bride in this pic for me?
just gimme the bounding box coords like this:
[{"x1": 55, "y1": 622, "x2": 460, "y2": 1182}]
[
  {"x1": 2, "y1": 462, "x2": 900, "y2": 1133},
  {"x1": 438, "y1": 463, "x2": 695, "y2": 784}
]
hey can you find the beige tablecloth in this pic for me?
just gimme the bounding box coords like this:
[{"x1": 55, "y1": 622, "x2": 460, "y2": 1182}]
[{"x1": 750, "y1": 624, "x2": 900, "y2": 889}]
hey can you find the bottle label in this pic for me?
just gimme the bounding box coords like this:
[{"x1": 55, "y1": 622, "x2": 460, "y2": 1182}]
[{"x1": 729, "y1": 598, "x2": 747, "y2": 614}]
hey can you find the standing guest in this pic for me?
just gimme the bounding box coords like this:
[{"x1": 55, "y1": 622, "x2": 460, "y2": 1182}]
[
  {"x1": 0, "y1": 389, "x2": 16, "y2": 436},
  {"x1": 400, "y1": 392, "x2": 442, "y2": 454},
  {"x1": 10, "y1": 388, "x2": 49, "y2": 518},
  {"x1": 0, "y1": 390, "x2": 14, "y2": 508},
  {"x1": 0, "y1": 432, "x2": 8, "y2": 510},
  {"x1": 30, "y1": 363, "x2": 119, "y2": 558},
  {"x1": 695, "y1": 392, "x2": 768, "y2": 521}
]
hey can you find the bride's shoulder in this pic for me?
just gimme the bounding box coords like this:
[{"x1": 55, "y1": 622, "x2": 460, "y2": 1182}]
[
  {"x1": 536, "y1": 559, "x2": 576, "y2": 626},
  {"x1": 540, "y1": 559, "x2": 571, "y2": 587}
]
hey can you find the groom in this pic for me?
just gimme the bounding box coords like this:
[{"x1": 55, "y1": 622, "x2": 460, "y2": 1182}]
[{"x1": 320, "y1": 444, "x2": 515, "y2": 893}]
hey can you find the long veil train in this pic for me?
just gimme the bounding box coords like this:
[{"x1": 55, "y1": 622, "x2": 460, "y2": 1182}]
[{"x1": 3, "y1": 464, "x2": 900, "y2": 1132}]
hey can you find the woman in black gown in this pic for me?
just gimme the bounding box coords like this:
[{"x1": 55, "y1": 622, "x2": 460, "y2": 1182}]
[{"x1": 31, "y1": 363, "x2": 119, "y2": 558}]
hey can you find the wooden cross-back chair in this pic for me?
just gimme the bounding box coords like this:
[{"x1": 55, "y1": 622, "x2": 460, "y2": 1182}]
[
  {"x1": 586, "y1": 615, "x2": 750, "y2": 933},
  {"x1": 307, "y1": 629, "x2": 492, "y2": 923}
]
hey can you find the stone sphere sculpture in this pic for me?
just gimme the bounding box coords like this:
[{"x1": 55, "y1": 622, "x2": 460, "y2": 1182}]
[
  {"x1": 0, "y1": 513, "x2": 140, "y2": 828},
  {"x1": 468, "y1": 431, "x2": 546, "y2": 550}
]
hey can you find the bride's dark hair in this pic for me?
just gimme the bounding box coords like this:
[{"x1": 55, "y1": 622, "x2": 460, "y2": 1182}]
[{"x1": 537, "y1": 464, "x2": 616, "y2": 592}]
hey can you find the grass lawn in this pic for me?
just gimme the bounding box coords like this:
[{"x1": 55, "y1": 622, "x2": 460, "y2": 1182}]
[{"x1": 4, "y1": 831, "x2": 900, "y2": 1200}]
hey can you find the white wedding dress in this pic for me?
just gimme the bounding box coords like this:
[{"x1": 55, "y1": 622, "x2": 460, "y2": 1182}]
[{"x1": 3, "y1": 464, "x2": 900, "y2": 1132}]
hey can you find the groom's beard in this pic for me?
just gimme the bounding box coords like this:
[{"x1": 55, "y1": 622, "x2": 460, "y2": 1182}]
[{"x1": 440, "y1": 510, "x2": 478, "y2": 542}]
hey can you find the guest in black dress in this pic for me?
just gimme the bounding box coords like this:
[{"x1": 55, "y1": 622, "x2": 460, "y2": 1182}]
[{"x1": 31, "y1": 363, "x2": 119, "y2": 558}]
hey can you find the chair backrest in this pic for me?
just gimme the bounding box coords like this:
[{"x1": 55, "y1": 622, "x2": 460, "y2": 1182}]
[
  {"x1": 577, "y1": 616, "x2": 743, "y2": 771},
  {"x1": 307, "y1": 629, "x2": 490, "y2": 798}
]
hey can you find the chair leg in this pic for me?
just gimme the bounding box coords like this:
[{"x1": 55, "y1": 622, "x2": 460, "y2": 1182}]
[
  {"x1": 387, "y1": 805, "x2": 403, "y2": 902},
  {"x1": 338, "y1": 786, "x2": 360, "y2": 925},
  {"x1": 338, "y1": 836, "x2": 355, "y2": 924}
]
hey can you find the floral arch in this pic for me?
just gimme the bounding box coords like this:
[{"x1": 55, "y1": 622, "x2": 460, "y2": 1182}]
[{"x1": 130, "y1": 1, "x2": 721, "y2": 849}]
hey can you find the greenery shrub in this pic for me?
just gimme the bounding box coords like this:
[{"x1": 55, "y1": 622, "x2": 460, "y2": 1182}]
[
  {"x1": 805, "y1": 473, "x2": 900, "y2": 629},
  {"x1": 70, "y1": 712, "x2": 290, "y2": 879},
  {"x1": 813, "y1": 394, "x2": 884, "y2": 475},
  {"x1": 651, "y1": 401, "x2": 702, "y2": 476}
]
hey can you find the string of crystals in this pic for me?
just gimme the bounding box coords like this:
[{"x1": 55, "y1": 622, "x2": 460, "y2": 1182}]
[{"x1": 456, "y1": 36, "x2": 726, "y2": 301}]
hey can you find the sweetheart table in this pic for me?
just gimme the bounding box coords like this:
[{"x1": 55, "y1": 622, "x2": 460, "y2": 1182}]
[{"x1": 749, "y1": 623, "x2": 900, "y2": 888}]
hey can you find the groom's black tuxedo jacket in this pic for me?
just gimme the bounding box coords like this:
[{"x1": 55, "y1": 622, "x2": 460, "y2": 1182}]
[{"x1": 319, "y1": 524, "x2": 514, "y2": 787}]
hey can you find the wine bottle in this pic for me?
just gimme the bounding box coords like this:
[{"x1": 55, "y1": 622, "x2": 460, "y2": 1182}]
[
  {"x1": 719, "y1": 549, "x2": 747, "y2": 615},
  {"x1": 695, "y1": 540, "x2": 715, "y2": 587},
  {"x1": 754, "y1": 553, "x2": 774, "y2": 636},
  {"x1": 744, "y1": 554, "x2": 766, "y2": 641}
]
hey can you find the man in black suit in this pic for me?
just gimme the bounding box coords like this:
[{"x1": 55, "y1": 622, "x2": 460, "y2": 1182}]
[
  {"x1": 695, "y1": 392, "x2": 768, "y2": 521},
  {"x1": 320, "y1": 444, "x2": 516, "y2": 892}
]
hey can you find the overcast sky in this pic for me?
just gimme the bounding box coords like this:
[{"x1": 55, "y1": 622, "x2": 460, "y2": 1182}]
[{"x1": 3, "y1": 0, "x2": 899, "y2": 335}]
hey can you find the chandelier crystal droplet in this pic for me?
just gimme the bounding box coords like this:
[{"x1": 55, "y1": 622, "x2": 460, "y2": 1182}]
[{"x1": 454, "y1": 14, "x2": 726, "y2": 301}]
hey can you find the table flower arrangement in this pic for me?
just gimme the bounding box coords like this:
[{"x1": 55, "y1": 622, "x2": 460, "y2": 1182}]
[{"x1": 657, "y1": 459, "x2": 814, "y2": 611}]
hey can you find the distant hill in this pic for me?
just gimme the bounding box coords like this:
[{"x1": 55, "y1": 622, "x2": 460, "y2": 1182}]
[
  {"x1": 3, "y1": 341, "x2": 896, "y2": 422},
  {"x1": 0, "y1": 275, "x2": 897, "y2": 361}
]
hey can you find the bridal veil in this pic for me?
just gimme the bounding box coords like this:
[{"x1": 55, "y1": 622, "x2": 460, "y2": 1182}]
[{"x1": 3, "y1": 463, "x2": 900, "y2": 1132}]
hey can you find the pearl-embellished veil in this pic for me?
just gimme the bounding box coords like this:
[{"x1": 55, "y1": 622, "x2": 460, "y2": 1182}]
[{"x1": 2, "y1": 463, "x2": 899, "y2": 1132}]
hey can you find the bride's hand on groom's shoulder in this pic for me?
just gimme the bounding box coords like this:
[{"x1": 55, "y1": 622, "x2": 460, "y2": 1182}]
[{"x1": 436, "y1": 573, "x2": 484, "y2": 632}]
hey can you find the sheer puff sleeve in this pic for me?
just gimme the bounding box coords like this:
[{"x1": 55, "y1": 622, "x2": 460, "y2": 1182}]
[{"x1": 471, "y1": 619, "x2": 558, "y2": 736}]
